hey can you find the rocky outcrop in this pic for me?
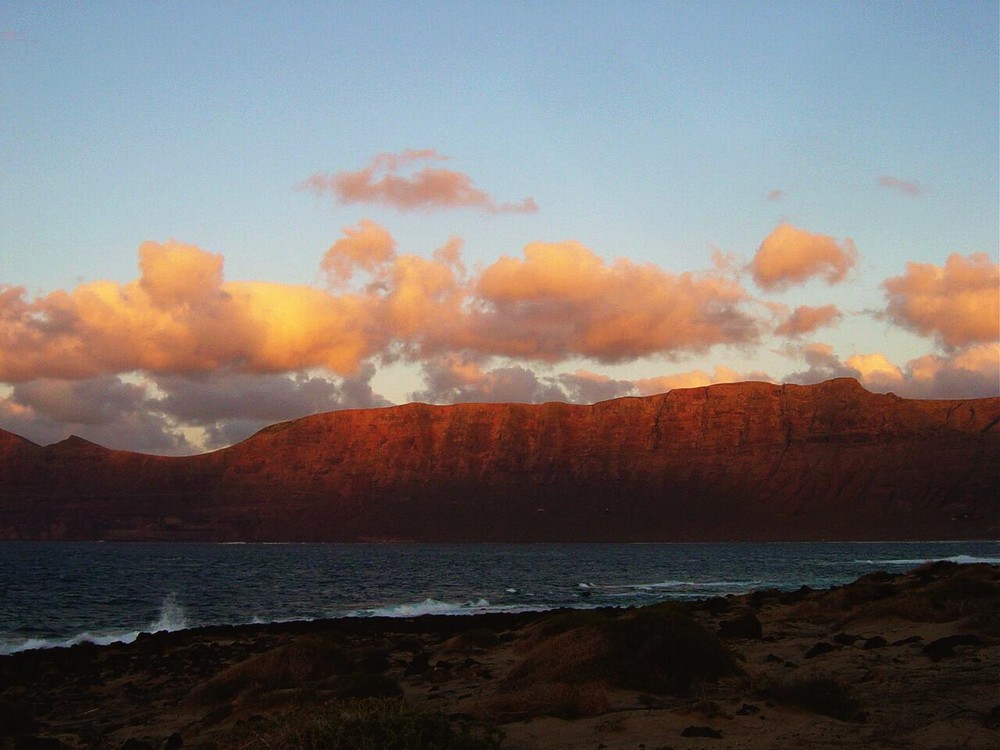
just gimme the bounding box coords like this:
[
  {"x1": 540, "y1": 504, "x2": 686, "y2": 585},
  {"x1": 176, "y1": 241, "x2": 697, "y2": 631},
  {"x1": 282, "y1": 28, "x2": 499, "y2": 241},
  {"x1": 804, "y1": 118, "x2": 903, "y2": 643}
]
[{"x1": 0, "y1": 378, "x2": 997, "y2": 541}]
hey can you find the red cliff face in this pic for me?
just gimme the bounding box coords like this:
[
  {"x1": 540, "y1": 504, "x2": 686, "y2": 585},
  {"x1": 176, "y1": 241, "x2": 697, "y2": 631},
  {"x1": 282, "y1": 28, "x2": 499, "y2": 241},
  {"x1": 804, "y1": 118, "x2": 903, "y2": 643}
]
[{"x1": 1, "y1": 378, "x2": 997, "y2": 541}]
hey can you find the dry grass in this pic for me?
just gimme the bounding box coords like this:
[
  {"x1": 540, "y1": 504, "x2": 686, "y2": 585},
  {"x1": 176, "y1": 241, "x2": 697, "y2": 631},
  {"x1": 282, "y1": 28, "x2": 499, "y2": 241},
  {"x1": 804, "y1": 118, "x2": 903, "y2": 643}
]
[
  {"x1": 188, "y1": 635, "x2": 364, "y2": 707},
  {"x1": 474, "y1": 605, "x2": 739, "y2": 722},
  {"x1": 227, "y1": 698, "x2": 504, "y2": 750}
]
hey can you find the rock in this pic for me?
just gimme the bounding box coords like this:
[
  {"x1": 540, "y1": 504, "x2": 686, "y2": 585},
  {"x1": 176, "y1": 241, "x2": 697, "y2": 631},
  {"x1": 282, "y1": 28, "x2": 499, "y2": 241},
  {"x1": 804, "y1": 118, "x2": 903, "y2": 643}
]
[
  {"x1": 779, "y1": 586, "x2": 814, "y2": 604},
  {"x1": 120, "y1": 741, "x2": 154, "y2": 750},
  {"x1": 1, "y1": 379, "x2": 997, "y2": 542},
  {"x1": 404, "y1": 652, "x2": 431, "y2": 676},
  {"x1": 805, "y1": 642, "x2": 838, "y2": 658},
  {"x1": 892, "y1": 635, "x2": 922, "y2": 646},
  {"x1": 12, "y1": 739, "x2": 71, "y2": 750},
  {"x1": 162, "y1": 733, "x2": 183, "y2": 750},
  {"x1": 718, "y1": 612, "x2": 763, "y2": 640},
  {"x1": 862, "y1": 636, "x2": 888, "y2": 650},
  {"x1": 833, "y1": 632, "x2": 861, "y2": 646},
  {"x1": 358, "y1": 650, "x2": 391, "y2": 673},
  {"x1": 736, "y1": 703, "x2": 760, "y2": 715},
  {"x1": 923, "y1": 634, "x2": 983, "y2": 659},
  {"x1": 702, "y1": 596, "x2": 733, "y2": 615},
  {"x1": 681, "y1": 725, "x2": 723, "y2": 738}
]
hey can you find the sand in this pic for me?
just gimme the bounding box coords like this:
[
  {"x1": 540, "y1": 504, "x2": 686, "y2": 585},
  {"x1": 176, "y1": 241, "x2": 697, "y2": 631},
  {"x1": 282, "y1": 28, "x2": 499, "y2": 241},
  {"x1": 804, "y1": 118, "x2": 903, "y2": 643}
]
[{"x1": 1, "y1": 561, "x2": 997, "y2": 750}]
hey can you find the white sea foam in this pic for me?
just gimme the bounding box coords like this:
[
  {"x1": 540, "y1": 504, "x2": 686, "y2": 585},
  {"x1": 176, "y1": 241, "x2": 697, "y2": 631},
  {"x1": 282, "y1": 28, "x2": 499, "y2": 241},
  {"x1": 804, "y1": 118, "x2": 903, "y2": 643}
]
[
  {"x1": 853, "y1": 554, "x2": 1000, "y2": 566},
  {"x1": 347, "y1": 597, "x2": 544, "y2": 618},
  {"x1": 0, "y1": 596, "x2": 188, "y2": 655}
]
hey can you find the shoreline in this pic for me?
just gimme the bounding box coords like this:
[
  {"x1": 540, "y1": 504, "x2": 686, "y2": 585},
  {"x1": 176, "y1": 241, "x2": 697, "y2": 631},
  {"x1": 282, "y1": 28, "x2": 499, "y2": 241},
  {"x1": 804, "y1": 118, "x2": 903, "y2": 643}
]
[{"x1": 2, "y1": 562, "x2": 998, "y2": 749}]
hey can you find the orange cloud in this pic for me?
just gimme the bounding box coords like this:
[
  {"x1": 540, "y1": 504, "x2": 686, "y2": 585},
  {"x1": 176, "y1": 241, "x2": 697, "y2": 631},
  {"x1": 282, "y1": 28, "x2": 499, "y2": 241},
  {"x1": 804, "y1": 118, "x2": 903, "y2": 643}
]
[
  {"x1": 877, "y1": 175, "x2": 922, "y2": 197},
  {"x1": 785, "y1": 341, "x2": 999, "y2": 398},
  {"x1": 635, "y1": 366, "x2": 771, "y2": 395},
  {"x1": 774, "y1": 304, "x2": 843, "y2": 337},
  {"x1": 302, "y1": 150, "x2": 538, "y2": 214},
  {"x1": 321, "y1": 219, "x2": 397, "y2": 285},
  {"x1": 0, "y1": 240, "x2": 379, "y2": 381},
  {"x1": 749, "y1": 223, "x2": 858, "y2": 291},
  {"x1": 882, "y1": 253, "x2": 999, "y2": 348},
  {"x1": 0, "y1": 233, "x2": 761, "y2": 383},
  {"x1": 470, "y1": 241, "x2": 759, "y2": 361}
]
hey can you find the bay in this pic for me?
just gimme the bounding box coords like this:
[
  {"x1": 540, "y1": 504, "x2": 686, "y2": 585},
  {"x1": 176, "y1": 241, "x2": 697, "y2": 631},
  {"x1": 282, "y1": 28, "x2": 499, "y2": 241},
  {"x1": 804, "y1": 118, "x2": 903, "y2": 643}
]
[{"x1": 1, "y1": 540, "x2": 998, "y2": 654}]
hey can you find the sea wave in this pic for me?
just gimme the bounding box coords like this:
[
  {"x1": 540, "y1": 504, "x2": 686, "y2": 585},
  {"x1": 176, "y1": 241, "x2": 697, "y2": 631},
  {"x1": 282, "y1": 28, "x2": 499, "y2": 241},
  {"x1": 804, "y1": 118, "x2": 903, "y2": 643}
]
[
  {"x1": 852, "y1": 554, "x2": 1000, "y2": 566},
  {"x1": 346, "y1": 597, "x2": 546, "y2": 618},
  {"x1": 0, "y1": 595, "x2": 187, "y2": 656}
]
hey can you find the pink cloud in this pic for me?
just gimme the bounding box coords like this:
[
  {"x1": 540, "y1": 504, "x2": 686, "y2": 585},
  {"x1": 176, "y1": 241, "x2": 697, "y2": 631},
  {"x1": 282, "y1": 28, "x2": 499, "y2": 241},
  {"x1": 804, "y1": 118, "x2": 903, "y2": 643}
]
[
  {"x1": 321, "y1": 219, "x2": 397, "y2": 285},
  {"x1": 469, "y1": 241, "x2": 759, "y2": 361},
  {"x1": 877, "y1": 175, "x2": 922, "y2": 197},
  {"x1": 883, "y1": 253, "x2": 999, "y2": 348},
  {"x1": 635, "y1": 366, "x2": 772, "y2": 395},
  {"x1": 302, "y1": 150, "x2": 538, "y2": 214},
  {"x1": 774, "y1": 304, "x2": 843, "y2": 337},
  {"x1": 749, "y1": 223, "x2": 858, "y2": 291},
  {"x1": 784, "y1": 341, "x2": 999, "y2": 399},
  {"x1": 0, "y1": 234, "x2": 762, "y2": 382}
]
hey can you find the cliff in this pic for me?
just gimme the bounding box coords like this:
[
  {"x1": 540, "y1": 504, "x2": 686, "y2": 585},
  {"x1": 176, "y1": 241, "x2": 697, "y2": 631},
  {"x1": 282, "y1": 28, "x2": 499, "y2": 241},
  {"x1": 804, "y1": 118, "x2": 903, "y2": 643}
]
[{"x1": 1, "y1": 378, "x2": 997, "y2": 541}]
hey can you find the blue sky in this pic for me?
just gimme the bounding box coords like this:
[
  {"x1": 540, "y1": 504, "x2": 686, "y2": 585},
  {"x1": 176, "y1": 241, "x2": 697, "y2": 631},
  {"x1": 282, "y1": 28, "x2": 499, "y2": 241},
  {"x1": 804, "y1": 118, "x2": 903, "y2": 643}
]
[{"x1": 1, "y1": 1, "x2": 997, "y2": 453}]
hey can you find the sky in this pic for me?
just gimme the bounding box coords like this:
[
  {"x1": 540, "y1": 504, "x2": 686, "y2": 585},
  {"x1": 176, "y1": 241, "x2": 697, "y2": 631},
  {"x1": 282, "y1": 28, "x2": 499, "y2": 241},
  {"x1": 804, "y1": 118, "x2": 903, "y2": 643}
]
[{"x1": 1, "y1": 1, "x2": 997, "y2": 455}]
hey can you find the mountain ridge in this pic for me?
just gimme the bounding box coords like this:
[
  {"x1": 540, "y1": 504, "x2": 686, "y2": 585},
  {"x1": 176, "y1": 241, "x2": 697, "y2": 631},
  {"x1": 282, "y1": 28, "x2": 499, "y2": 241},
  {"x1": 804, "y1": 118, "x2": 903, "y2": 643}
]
[{"x1": 0, "y1": 378, "x2": 997, "y2": 542}]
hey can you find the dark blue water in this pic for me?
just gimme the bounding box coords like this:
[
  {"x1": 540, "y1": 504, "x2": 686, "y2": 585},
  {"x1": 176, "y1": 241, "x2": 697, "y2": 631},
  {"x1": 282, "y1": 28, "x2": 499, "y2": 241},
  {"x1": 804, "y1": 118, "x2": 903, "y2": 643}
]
[{"x1": 1, "y1": 541, "x2": 998, "y2": 654}]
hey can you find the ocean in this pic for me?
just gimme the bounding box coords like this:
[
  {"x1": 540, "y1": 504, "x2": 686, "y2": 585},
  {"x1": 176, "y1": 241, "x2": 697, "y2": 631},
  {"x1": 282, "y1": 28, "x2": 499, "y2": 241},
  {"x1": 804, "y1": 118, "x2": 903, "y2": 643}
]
[{"x1": 1, "y1": 540, "x2": 998, "y2": 655}]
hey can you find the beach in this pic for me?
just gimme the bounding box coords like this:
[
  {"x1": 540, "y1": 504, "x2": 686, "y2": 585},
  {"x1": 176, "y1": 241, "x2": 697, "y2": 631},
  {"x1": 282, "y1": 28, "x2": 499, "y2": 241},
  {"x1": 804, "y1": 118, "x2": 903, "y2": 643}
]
[{"x1": 1, "y1": 561, "x2": 996, "y2": 749}]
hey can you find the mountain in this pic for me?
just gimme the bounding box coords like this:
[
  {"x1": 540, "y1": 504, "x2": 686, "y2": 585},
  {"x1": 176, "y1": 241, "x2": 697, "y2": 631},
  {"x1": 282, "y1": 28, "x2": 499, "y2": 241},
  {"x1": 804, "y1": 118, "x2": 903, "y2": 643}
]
[{"x1": 0, "y1": 378, "x2": 997, "y2": 542}]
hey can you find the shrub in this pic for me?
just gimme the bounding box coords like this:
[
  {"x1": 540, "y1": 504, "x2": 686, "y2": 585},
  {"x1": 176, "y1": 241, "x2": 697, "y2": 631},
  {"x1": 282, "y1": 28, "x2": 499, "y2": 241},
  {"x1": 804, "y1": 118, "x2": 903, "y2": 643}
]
[
  {"x1": 477, "y1": 680, "x2": 609, "y2": 722},
  {"x1": 189, "y1": 637, "x2": 355, "y2": 706},
  {"x1": 503, "y1": 605, "x2": 739, "y2": 712},
  {"x1": 601, "y1": 609, "x2": 739, "y2": 693},
  {"x1": 760, "y1": 675, "x2": 861, "y2": 722}
]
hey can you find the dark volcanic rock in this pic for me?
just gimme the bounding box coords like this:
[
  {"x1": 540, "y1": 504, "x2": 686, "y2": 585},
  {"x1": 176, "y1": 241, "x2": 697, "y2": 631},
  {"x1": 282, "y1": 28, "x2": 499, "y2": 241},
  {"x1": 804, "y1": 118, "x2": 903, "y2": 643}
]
[
  {"x1": 681, "y1": 725, "x2": 723, "y2": 738},
  {"x1": 923, "y1": 634, "x2": 983, "y2": 659},
  {"x1": 718, "y1": 612, "x2": 763, "y2": 640},
  {"x1": 0, "y1": 378, "x2": 997, "y2": 542}
]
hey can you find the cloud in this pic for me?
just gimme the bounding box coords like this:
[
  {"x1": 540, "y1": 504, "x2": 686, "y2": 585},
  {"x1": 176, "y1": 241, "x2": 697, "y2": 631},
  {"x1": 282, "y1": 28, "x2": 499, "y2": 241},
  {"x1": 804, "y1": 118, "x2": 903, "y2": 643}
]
[
  {"x1": 774, "y1": 304, "x2": 843, "y2": 337},
  {"x1": 407, "y1": 359, "x2": 773, "y2": 405},
  {"x1": 749, "y1": 223, "x2": 858, "y2": 291},
  {"x1": 408, "y1": 355, "x2": 567, "y2": 404},
  {"x1": 882, "y1": 252, "x2": 1000, "y2": 348},
  {"x1": 765, "y1": 189, "x2": 784, "y2": 201},
  {"x1": 1, "y1": 376, "x2": 192, "y2": 453},
  {"x1": 0, "y1": 240, "x2": 381, "y2": 381},
  {"x1": 1, "y1": 234, "x2": 761, "y2": 384},
  {"x1": 556, "y1": 370, "x2": 635, "y2": 403},
  {"x1": 321, "y1": 219, "x2": 397, "y2": 285},
  {"x1": 0, "y1": 367, "x2": 393, "y2": 454},
  {"x1": 153, "y1": 365, "x2": 391, "y2": 449},
  {"x1": 634, "y1": 366, "x2": 772, "y2": 395},
  {"x1": 783, "y1": 341, "x2": 999, "y2": 399},
  {"x1": 469, "y1": 241, "x2": 759, "y2": 361},
  {"x1": 877, "y1": 175, "x2": 922, "y2": 197},
  {"x1": 301, "y1": 150, "x2": 538, "y2": 214}
]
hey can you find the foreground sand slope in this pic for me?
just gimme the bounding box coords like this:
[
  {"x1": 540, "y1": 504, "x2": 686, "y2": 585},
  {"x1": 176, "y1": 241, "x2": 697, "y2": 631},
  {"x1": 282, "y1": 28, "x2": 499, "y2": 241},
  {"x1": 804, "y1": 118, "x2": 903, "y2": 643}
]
[{"x1": 1, "y1": 562, "x2": 997, "y2": 749}]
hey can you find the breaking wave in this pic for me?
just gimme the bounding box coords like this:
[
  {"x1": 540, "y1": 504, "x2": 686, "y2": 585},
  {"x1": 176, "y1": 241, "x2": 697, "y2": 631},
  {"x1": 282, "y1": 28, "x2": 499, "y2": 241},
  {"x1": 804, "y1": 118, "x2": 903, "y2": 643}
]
[
  {"x1": 852, "y1": 554, "x2": 1000, "y2": 566},
  {"x1": 0, "y1": 595, "x2": 187, "y2": 656}
]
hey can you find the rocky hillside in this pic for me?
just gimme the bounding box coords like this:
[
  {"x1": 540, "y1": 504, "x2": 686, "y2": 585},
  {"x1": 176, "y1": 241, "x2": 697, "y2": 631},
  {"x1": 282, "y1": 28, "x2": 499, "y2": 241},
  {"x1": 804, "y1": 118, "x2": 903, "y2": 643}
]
[{"x1": 0, "y1": 378, "x2": 997, "y2": 541}]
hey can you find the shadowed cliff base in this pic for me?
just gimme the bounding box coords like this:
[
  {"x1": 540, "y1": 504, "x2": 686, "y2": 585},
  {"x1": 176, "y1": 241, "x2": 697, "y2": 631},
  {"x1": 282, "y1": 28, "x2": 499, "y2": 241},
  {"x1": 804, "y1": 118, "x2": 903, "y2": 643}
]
[{"x1": 0, "y1": 378, "x2": 997, "y2": 542}]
